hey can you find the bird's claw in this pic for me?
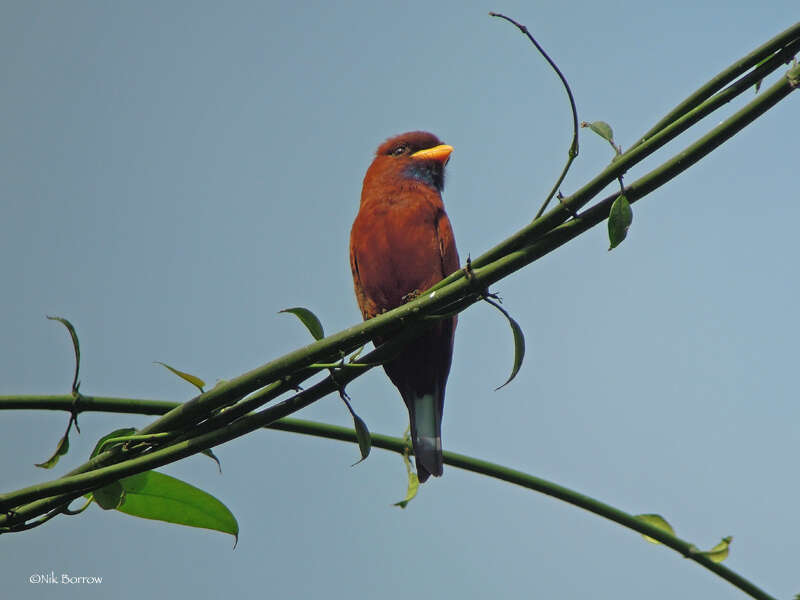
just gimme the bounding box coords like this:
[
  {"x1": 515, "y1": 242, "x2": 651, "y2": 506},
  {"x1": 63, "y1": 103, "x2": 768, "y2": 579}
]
[
  {"x1": 464, "y1": 255, "x2": 491, "y2": 297},
  {"x1": 401, "y1": 289, "x2": 421, "y2": 303},
  {"x1": 463, "y1": 255, "x2": 475, "y2": 281}
]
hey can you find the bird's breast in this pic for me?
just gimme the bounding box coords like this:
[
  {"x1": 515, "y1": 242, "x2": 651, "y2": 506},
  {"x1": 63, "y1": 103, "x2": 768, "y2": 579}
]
[{"x1": 351, "y1": 197, "x2": 447, "y2": 312}]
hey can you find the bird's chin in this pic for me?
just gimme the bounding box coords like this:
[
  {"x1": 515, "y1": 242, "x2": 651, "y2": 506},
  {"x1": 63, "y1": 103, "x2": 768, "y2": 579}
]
[{"x1": 402, "y1": 162, "x2": 445, "y2": 192}]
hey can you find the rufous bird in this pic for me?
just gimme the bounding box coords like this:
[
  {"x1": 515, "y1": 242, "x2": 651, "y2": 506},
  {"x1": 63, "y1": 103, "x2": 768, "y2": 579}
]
[{"x1": 349, "y1": 131, "x2": 459, "y2": 482}]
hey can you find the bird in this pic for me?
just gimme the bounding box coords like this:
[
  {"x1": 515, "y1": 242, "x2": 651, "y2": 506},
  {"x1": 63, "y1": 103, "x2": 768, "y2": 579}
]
[{"x1": 349, "y1": 131, "x2": 460, "y2": 482}]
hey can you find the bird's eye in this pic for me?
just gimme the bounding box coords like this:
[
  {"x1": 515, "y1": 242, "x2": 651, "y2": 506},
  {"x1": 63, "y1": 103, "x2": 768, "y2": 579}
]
[{"x1": 391, "y1": 144, "x2": 407, "y2": 156}]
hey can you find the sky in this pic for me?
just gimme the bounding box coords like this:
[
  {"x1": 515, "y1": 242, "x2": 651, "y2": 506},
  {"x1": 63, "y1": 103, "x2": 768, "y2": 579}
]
[{"x1": 2, "y1": 2, "x2": 799, "y2": 599}]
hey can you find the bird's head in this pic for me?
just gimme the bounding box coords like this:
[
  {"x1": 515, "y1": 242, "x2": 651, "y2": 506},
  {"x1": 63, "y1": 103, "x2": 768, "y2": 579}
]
[{"x1": 363, "y1": 131, "x2": 453, "y2": 197}]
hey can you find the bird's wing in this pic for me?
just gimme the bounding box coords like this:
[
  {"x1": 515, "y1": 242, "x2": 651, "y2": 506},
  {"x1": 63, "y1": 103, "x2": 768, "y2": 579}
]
[
  {"x1": 435, "y1": 210, "x2": 460, "y2": 277},
  {"x1": 349, "y1": 240, "x2": 377, "y2": 320}
]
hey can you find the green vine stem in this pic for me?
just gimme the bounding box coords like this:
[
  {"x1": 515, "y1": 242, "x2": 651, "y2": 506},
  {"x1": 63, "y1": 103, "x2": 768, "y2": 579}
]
[
  {"x1": 488, "y1": 12, "x2": 581, "y2": 219},
  {"x1": 632, "y1": 21, "x2": 800, "y2": 147},
  {"x1": 0, "y1": 395, "x2": 778, "y2": 600}
]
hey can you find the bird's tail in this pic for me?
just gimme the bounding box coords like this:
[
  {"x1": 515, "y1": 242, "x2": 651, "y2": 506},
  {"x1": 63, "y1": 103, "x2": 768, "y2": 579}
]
[{"x1": 408, "y1": 392, "x2": 443, "y2": 483}]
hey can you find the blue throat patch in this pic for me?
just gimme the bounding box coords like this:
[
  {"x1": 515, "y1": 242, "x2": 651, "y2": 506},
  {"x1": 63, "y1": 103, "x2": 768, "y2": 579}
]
[{"x1": 403, "y1": 161, "x2": 445, "y2": 192}]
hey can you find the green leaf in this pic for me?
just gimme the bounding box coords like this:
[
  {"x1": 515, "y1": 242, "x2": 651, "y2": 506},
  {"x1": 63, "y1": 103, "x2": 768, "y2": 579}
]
[
  {"x1": 484, "y1": 297, "x2": 525, "y2": 390},
  {"x1": 280, "y1": 307, "x2": 325, "y2": 340},
  {"x1": 702, "y1": 536, "x2": 732, "y2": 563},
  {"x1": 155, "y1": 362, "x2": 205, "y2": 392},
  {"x1": 635, "y1": 513, "x2": 675, "y2": 544},
  {"x1": 35, "y1": 431, "x2": 70, "y2": 469},
  {"x1": 90, "y1": 427, "x2": 137, "y2": 458},
  {"x1": 395, "y1": 430, "x2": 420, "y2": 508},
  {"x1": 394, "y1": 472, "x2": 420, "y2": 509},
  {"x1": 608, "y1": 194, "x2": 633, "y2": 250},
  {"x1": 47, "y1": 315, "x2": 81, "y2": 393},
  {"x1": 114, "y1": 471, "x2": 239, "y2": 540},
  {"x1": 585, "y1": 120, "x2": 614, "y2": 142},
  {"x1": 351, "y1": 413, "x2": 372, "y2": 464},
  {"x1": 93, "y1": 481, "x2": 125, "y2": 510}
]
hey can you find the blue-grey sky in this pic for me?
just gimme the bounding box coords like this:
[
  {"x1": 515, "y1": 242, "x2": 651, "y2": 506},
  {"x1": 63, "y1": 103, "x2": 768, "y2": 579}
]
[{"x1": 2, "y1": 2, "x2": 798, "y2": 598}]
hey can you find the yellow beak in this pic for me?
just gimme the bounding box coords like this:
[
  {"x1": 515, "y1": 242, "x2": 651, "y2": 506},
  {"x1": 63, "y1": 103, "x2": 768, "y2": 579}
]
[{"x1": 410, "y1": 144, "x2": 453, "y2": 164}]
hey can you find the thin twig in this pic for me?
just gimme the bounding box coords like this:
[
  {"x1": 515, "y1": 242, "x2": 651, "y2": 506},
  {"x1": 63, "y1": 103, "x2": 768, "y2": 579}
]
[{"x1": 489, "y1": 12, "x2": 580, "y2": 219}]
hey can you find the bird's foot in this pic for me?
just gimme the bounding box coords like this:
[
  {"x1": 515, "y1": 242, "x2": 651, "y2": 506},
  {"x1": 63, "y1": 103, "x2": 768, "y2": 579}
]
[
  {"x1": 464, "y1": 255, "x2": 492, "y2": 297},
  {"x1": 401, "y1": 289, "x2": 421, "y2": 303},
  {"x1": 463, "y1": 255, "x2": 475, "y2": 281}
]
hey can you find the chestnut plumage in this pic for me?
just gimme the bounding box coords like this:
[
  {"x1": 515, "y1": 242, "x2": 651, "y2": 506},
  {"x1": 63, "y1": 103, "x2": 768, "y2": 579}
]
[{"x1": 349, "y1": 131, "x2": 459, "y2": 482}]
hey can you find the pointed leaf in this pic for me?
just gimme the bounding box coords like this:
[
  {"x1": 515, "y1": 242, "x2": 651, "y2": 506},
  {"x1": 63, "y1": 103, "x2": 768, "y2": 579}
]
[
  {"x1": 499, "y1": 315, "x2": 525, "y2": 390},
  {"x1": 484, "y1": 298, "x2": 525, "y2": 390},
  {"x1": 90, "y1": 427, "x2": 137, "y2": 459},
  {"x1": 35, "y1": 431, "x2": 70, "y2": 469},
  {"x1": 635, "y1": 513, "x2": 675, "y2": 544},
  {"x1": 585, "y1": 120, "x2": 614, "y2": 142},
  {"x1": 280, "y1": 307, "x2": 325, "y2": 340},
  {"x1": 351, "y1": 412, "x2": 372, "y2": 464},
  {"x1": 155, "y1": 362, "x2": 205, "y2": 392},
  {"x1": 93, "y1": 481, "x2": 125, "y2": 510},
  {"x1": 47, "y1": 315, "x2": 81, "y2": 393},
  {"x1": 395, "y1": 434, "x2": 420, "y2": 508},
  {"x1": 702, "y1": 536, "x2": 732, "y2": 563},
  {"x1": 115, "y1": 471, "x2": 238, "y2": 540},
  {"x1": 608, "y1": 194, "x2": 633, "y2": 250},
  {"x1": 394, "y1": 472, "x2": 420, "y2": 509}
]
